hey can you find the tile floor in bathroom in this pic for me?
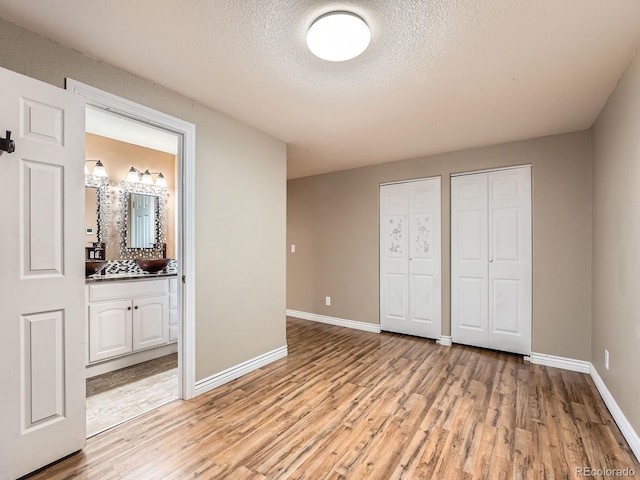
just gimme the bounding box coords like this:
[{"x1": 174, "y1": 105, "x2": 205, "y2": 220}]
[{"x1": 86, "y1": 353, "x2": 179, "y2": 437}]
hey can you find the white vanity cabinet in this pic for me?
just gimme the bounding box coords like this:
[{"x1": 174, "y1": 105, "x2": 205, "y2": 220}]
[{"x1": 87, "y1": 278, "x2": 174, "y2": 364}]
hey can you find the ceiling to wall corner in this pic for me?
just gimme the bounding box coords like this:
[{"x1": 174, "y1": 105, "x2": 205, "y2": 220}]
[{"x1": 0, "y1": 0, "x2": 639, "y2": 178}]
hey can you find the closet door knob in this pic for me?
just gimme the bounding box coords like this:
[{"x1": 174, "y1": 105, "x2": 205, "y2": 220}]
[
  {"x1": 134, "y1": 305, "x2": 139, "y2": 310},
  {"x1": 127, "y1": 306, "x2": 132, "y2": 311}
]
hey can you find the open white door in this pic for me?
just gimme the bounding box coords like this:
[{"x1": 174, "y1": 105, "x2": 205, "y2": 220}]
[{"x1": 0, "y1": 67, "x2": 86, "y2": 479}]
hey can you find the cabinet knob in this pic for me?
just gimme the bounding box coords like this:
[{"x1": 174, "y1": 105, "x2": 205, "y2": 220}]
[
  {"x1": 134, "y1": 305, "x2": 139, "y2": 310},
  {"x1": 127, "y1": 306, "x2": 132, "y2": 311}
]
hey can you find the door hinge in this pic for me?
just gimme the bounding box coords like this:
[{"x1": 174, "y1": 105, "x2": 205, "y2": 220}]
[{"x1": 182, "y1": 275, "x2": 186, "y2": 284}]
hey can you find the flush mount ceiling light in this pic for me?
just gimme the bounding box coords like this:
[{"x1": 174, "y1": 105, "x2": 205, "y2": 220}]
[{"x1": 307, "y1": 11, "x2": 371, "y2": 61}]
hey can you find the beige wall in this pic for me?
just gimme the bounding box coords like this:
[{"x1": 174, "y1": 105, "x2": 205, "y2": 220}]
[
  {"x1": 288, "y1": 131, "x2": 592, "y2": 360},
  {"x1": 592, "y1": 49, "x2": 640, "y2": 433},
  {"x1": 85, "y1": 133, "x2": 178, "y2": 261},
  {"x1": 0, "y1": 18, "x2": 287, "y2": 382}
]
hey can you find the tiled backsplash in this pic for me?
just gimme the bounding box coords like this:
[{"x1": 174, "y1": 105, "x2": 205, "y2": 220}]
[{"x1": 103, "y1": 259, "x2": 178, "y2": 275}]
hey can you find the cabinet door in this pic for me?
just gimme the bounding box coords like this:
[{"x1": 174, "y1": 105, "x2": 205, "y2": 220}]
[
  {"x1": 133, "y1": 295, "x2": 169, "y2": 351},
  {"x1": 89, "y1": 300, "x2": 133, "y2": 362}
]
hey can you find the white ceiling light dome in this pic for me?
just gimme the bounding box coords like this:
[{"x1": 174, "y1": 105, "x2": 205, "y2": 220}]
[{"x1": 307, "y1": 11, "x2": 371, "y2": 62}]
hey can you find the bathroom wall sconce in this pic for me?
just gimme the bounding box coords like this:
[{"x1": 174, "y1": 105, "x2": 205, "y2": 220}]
[
  {"x1": 126, "y1": 167, "x2": 167, "y2": 187},
  {"x1": 85, "y1": 159, "x2": 108, "y2": 177}
]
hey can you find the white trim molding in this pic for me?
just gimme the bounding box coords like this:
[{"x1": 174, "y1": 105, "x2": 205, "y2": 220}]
[
  {"x1": 66, "y1": 79, "x2": 197, "y2": 400},
  {"x1": 286, "y1": 309, "x2": 381, "y2": 333},
  {"x1": 195, "y1": 346, "x2": 288, "y2": 397},
  {"x1": 437, "y1": 335, "x2": 452, "y2": 347},
  {"x1": 590, "y1": 366, "x2": 640, "y2": 462},
  {"x1": 529, "y1": 352, "x2": 591, "y2": 373}
]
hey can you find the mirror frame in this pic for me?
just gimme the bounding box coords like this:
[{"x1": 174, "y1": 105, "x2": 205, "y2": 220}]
[
  {"x1": 117, "y1": 181, "x2": 168, "y2": 259},
  {"x1": 84, "y1": 175, "x2": 111, "y2": 251}
]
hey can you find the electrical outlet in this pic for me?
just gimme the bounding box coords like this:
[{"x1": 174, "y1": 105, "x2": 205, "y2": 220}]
[
  {"x1": 605, "y1": 349, "x2": 609, "y2": 370},
  {"x1": 325, "y1": 296, "x2": 331, "y2": 306},
  {"x1": 290, "y1": 244, "x2": 296, "y2": 253}
]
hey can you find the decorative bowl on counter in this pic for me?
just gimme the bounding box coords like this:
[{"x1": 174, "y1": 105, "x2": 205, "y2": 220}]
[
  {"x1": 85, "y1": 260, "x2": 108, "y2": 277},
  {"x1": 135, "y1": 258, "x2": 171, "y2": 273}
]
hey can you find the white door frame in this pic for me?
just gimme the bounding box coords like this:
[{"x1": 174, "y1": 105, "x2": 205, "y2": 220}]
[{"x1": 66, "y1": 79, "x2": 196, "y2": 399}]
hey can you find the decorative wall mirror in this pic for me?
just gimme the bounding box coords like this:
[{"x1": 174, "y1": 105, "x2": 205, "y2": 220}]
[
  {"x1": 118, "y1": 181, "x2": 167, "y2": 259},
  {"x1": 128, "y1": 193, "x2": 157, "y2": 248},
  {"x1": 84, "y1": 175, "x2": 111, "y2": 253}
]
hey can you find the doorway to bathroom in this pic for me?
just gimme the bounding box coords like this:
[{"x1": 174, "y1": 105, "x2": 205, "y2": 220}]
[{"x1": 68, "y1": 79, "x2": 196, "y2": 437}]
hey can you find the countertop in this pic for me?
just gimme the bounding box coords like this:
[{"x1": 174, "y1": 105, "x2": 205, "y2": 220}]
[{"x1": 85, "y1": 271, "x2": 177, "y2": 283}]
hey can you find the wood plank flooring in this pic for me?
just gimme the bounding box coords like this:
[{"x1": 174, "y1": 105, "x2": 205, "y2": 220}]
[
  {"x1": 27, "y1": 318, "x2": 639, "y2": 479},
  {"x1": 86, "y1": 354, "x2": 178, "y2": 437}
]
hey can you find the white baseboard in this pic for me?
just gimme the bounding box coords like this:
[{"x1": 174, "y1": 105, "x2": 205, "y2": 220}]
[
  {"x1": 529, "y1": 352, "x2": 591, "y2": 373},
  {"x1": 195, "y1": 346, "x2": 288, "y2": 397},
  {"x1": 590, "y1": 365, "x2": 640, "y2": 462},
  {"x1": 86, "y1": 343, "x2": 178, "y2": 378},
  {"x1": 437, "y1": 335, "x2": 452, "y2": 346},
  {"x1": 286, "y1": 309, "x2": 381, "y2": 333}
]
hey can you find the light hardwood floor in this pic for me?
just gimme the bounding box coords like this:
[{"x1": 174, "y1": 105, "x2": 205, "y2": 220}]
[{"x1": 27, "y1": 318, "x2": 639, "y2": 479}]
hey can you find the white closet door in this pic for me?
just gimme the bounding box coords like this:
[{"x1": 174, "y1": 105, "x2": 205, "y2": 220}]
[
  {"x1": 451, "y1": 166, "x2": 531, "y2": 355},
  {"x1": 451, "y1": 173, "x2": 490, "y2": 348},
  {"x1": 488, "y1": 168, "x2": 532, "y2": 354},
  {"x1": 380, "y1": 178, "x2": 441, "y2": 339}
]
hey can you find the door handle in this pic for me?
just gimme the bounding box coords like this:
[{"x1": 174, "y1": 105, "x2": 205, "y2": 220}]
[
  {"x1": 489, "y1": 258, "x2": 494, "y2": 263},
  {"x1": 134, "y1": 305, "x2": 139, "y2": 310},
  {"x1": 0, "y1": 130, "x2": 15, "y2": 154},
  {"x1": 127, "y1": 306, "x2": 132, "y2": 311}
]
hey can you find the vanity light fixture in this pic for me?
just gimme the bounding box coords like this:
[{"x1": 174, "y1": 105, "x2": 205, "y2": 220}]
[
  {"x1": 85, "y1": 159, "x2": 108, "y2": 177},
  {"x1": 306, "y1": 11, "x2": 371, "y2": 61},
  {"x1": 154, "y1": 172, "x2": 168, "y2": 188},
  {"x1": 126, "y1": 166, "x2": 167, "y2": 187},
  {"x1": 141, "y1": 170, "x2": 154, "y2": 185}
]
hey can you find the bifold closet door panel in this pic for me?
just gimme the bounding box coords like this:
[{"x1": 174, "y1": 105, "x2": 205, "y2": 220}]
[
  {"x1": 451, "y1": 173, "x2": 490, "y2": 348},
  {"x1": 407, "y1": 179, "x2": 441, "y2": 338},
  {"x1": 380, "y1": 183, "x2": 410, "y2": 327},
  {"x1": 380, "y1": 178, "x2": 441, "y2": 339},
  {"x1": 487, "y1": 168, "x2": 532, "y2": 355}
]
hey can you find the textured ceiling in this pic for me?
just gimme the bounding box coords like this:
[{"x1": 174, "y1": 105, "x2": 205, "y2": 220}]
[{"x1": 1, "y1": 0, "x2": 639, "y2": 178}]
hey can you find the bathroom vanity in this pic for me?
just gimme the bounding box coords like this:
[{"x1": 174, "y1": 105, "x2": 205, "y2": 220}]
[{"x1": 85, "y1": 272, "x2": 178, "y2": 377}]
